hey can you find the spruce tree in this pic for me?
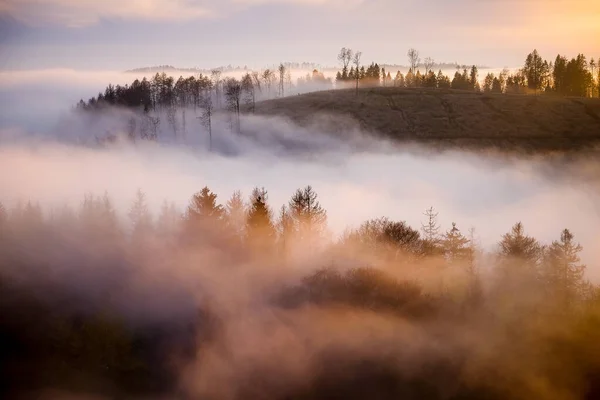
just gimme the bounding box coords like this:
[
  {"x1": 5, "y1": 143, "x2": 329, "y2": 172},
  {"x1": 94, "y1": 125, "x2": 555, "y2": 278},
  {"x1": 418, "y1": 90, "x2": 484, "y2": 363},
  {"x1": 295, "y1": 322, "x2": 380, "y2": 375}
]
[
  {"x1": 287, "y1": 185, "x2": 327, "y2": 245},
  {"x1": 246, "y1": 188, "x2": 275, "y2": 251},
  {"x1": 497, "y1": 222, "x2": 542, "y2": 284},
  {"x1": 542, "y1": 229, "x2": 587, "y2": 308},
  {"x1": 421, "y1": 207, "x2": 441, "y2": 256},
  {"x1": 442, "y1": 222, "x2": 470, "y2": 264},
  {"x1": 184, "y1": 186, "x2": 224, "y2": 239},
  {"x1": 128, "y1": 189, "x2": 153, "y2": 243}
]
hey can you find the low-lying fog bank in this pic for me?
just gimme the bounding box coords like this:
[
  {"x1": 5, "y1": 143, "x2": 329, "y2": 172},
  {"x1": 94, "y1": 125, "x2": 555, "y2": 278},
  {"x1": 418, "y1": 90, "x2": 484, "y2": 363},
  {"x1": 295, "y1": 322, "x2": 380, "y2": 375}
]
[
  {"x1": 1, "y1": 108, "x2": 599, "y2": 279},
  {"x1": 2, "y1": 68, "x2": 600, "y2": 400}
]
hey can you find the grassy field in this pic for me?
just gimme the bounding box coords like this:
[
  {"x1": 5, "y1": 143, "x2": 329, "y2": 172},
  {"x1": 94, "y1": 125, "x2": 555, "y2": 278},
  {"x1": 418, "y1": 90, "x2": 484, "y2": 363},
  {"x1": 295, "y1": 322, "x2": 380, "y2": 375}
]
[{"x1": 253, "y1": 87, "x2": 600, "y2": 153}]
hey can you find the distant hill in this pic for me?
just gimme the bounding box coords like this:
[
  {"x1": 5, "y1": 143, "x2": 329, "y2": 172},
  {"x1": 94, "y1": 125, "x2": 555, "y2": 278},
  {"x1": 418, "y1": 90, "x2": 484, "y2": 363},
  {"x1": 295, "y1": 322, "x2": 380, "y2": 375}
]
[
  {"x1": 252, "y1": 87, "x2": 600, "y2": 153},
  {"x1": 124, "y1": 62, "x2": 328, "y2": 74},
  {"x1": 125, "y1": 65, "x2": 205, "y2": 74}
]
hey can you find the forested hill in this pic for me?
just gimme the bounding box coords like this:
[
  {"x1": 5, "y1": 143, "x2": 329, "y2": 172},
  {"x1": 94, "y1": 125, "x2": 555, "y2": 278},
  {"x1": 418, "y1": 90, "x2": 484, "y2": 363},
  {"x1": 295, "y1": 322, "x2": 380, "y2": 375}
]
[{"x1": 253, "y1": 87, "x2": 600, "y2": 153}]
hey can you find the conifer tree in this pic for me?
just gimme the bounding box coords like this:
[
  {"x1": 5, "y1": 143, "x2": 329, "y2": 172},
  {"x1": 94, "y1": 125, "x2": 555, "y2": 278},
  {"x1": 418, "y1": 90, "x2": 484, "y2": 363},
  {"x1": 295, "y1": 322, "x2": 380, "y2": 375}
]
[
  {"x1": 421, "y1": 207, "x2": 441, "y2": 255},
  {"x1": 246, "y1": 187, "x2": 276, "y2": 251},
  {"x1": 287, "y1": 185, "x2": 327, "y2": 246},
  {"x1": 128, "y1": 189, "x2": 153, "y2": 242},
  {"x1": 185, "y1": 187, "x2": 224, "y2": 237},
  {"x1": 469, "y1": 65, "x2": 479, "y2": 91},
  {"x1": 277, "y1": 204, "x2": 294, "y2": 255},
  {"x1": 157, "y1": 200, "x2": 180, "y2": 239},
  {"x1": 442, "y1": 222, "x2": 471, "y2": 264},
  {"x1": 437, "y1": 70, "x2": 450, "y2": 89},
  {"x1": 226, "y1": 190, "x2": 247, "y2": 240},
  {"x1": 542, "y1": 229, "x2": 587, "y2": 308},
  {"x1": 497, "y1": 222, "x2": 542, "y2": 283}
]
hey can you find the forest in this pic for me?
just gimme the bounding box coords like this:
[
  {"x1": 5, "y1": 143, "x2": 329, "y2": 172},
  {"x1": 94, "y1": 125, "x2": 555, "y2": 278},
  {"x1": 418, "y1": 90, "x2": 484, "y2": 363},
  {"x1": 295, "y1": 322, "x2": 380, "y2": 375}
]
[
  {"x1": 2, "y1": 184, "x2": 600, "y2": 399},
  {"x1": 336, "y1": 48, "x2": 598, "y2": 96},
  {"x1": 72, "y1": 48, "x2": 600, "y2": 146},
  {"x1": 2, "y1": 44, "x2": 599, "y2": 399},
  {"x1": 77, "y1": 48, "x2": 600, "y2": 114}
]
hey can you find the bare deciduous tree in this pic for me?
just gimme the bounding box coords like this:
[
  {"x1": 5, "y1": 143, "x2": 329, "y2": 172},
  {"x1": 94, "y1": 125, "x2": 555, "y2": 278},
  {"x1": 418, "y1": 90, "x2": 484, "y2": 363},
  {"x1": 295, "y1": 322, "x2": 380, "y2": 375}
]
[
  {"x1": 181, "y1": 109, "x2": 187, "y2": 141},
  {"x1": 127, "y1": 116, "x2": 136, "y2": 142},
  {"x1": 407, "y1": 48, "x2": 421, "y2": 74},
  {"x1": 166, "y1": 106, "x2": 178, "y2": 139},
  {"x1": 338, "y1": 47, "x2": 353, "y2": 77},
  {"x1": 262, "y1": 69, "x2": 274, "y2": 97},
  {"x1": 285, "y1": 68, "x2": 293, "y2": 92},
  {"x1": 149, "y1": 115, "x2": 160, "y2": 141},
  {"x1": 353, "y1": 51, "x2": 362, "y2": 96},
  {"x1": 251, "y1": 71, "x2": 262, "y2": 95},
  {"x1": 199, "y1": 93, "x2": 214, "y2": 150},
  {"x1": 140, "y1": 114, "x2": 150, "y2": 140},
  {"x1": 424, "y1": 57, "x2": 435, "y2": 75},
  {"x1": 211, "y1": 69, "x2": 222, "y2": 109},
  {"x1": 241, "y1": 73, "x2": 255, "y2": 112},
  {"x1": 278, "y1": 63, "x2": 286, "y2": 97},
  {"x1": 224, "y1": 78, "x2": 242, "y2": 133}
]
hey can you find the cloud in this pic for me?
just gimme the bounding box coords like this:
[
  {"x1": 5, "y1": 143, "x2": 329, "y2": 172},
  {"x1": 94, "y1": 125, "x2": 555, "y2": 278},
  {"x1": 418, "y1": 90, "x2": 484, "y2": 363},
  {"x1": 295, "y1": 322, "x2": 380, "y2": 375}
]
[
  {"x1": 2, "y1": 0, "x2": 363, "y2": 27},
  {"x1": 2, "y1": 0, "x2": 213, "y2": 27}
]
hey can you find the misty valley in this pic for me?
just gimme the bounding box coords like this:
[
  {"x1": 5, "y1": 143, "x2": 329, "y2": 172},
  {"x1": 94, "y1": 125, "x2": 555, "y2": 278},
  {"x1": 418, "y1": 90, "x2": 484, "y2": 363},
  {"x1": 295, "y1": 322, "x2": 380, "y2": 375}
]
[{"x1": 1, "y1": 46, "x2": 600, "y2": 400}]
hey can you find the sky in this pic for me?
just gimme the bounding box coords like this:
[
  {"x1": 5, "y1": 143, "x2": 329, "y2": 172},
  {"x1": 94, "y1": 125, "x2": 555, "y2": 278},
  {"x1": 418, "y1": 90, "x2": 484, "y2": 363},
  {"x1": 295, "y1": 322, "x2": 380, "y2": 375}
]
[{"x1": 0, "y1": 0, "x2": 599, "y2": 70}]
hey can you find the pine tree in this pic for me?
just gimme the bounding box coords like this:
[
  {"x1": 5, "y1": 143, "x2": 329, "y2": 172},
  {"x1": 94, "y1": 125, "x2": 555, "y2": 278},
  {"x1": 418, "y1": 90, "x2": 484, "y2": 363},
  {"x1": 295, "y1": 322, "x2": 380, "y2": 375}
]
[
  {"x1": 483, "y1": 73, "x2": 495, "y2": 93},
  {"x1": 277, "y1": 204, "x2": 294, "y2": 256},
  {"x1": 437, "y1": 70, "x2": 451, "y2": 89},
  {"x1": 415, "y1": 70, "x2": 423, "y2": 87},
  {"x1": 442, "y1": 222, "x2": 470, "y2": 264},
  {"x1": 421, "y1": 207, "x2": 441, "y2": 255},
  {"x1": 491, "y1": 77, "x2": 502, "y2": 93},
  {"x1": 157, "y1": 200, "x2": 180, "y2": 239},
  {"x1": 405, "y1": 69, "x2": 415, "y2": 88},
  {"x1": 497, "y1": 222, "x2": 542, "y2": 280},
  {"x1": 128, "y1": 189, "x2": 153, "y2": 242},
  {"x1": 542, "y1": 229, "x2": 587, "y2": 308},
  {"x1": 524, "y1": 49, "x2": 549, "y2": 93},
  {"x1": 185, "y1": 187, "x2": 224, "y2": 238},
  {"x1": 395, "y1": 71, "x2": 405, "y2": 87},
  {"x1": 287, "y1": 185, "x2": 327, "y2": 246},
  {"x1": 246, "y1": 187, "x2": 275, "y2": 251},
  {"x1": 226, "y1": 190, "x2": 247, "y2": 240},
  {"x1": 464, "y1": 227, "x2": 483, "y2": 308}
]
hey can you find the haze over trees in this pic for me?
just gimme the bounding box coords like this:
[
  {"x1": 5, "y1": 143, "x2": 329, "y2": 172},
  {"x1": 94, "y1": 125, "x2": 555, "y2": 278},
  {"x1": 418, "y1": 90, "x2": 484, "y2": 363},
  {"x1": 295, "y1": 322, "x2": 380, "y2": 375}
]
[
  {"x1": 335, "y1": 47, "x2": 599, "y2": 96},
  {"x1": 2, "y1": 184, "x2": 599, "y2": 399},
  {"x1": 72, "y1": 46, "x2": 599, "y2": 148}
]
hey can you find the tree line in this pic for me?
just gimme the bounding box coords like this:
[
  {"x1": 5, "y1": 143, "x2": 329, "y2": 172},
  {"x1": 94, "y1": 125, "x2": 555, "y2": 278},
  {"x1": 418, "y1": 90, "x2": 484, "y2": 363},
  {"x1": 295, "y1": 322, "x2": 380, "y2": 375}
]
[
  {"x1": 335, "y1": 47, "x2": 600, "y2": 97},
  {"x1": 0, "y1": 186, "x2": 593, "y2": 309},
  {"x1": 2, "y1": 185, "x2": 599, "y2": 398},
  {"x1": 76, "y1": 65, "x2": 333, "y2": 143}
]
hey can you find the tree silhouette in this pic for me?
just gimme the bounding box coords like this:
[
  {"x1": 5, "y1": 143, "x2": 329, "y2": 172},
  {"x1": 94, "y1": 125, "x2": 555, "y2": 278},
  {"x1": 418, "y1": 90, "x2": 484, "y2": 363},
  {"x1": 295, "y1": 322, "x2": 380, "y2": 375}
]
[
  {"x1": 524, "y1": 49, "x2": 550, "y2": 93},
  {"x1": 543, "y1": 229, "x2": 587, "y2": 309},
  {"x1": 184, "y1": 187, "x2": 225, "y2": 242},
  {"x1": 421, "y1": 207, "x2": 441, "y2": 255},
  {"x1": 287, "y1": 185, "x2": 327, "y2": 248},
  {"x1": 353, "y1": 51, "x2": 362, "y2": 96},
  {"x1": 407, "y1": 48, "x2": 420, "y2": 76},
  {"x1": 246, "y1": 187, "x2": 276, "y2": 252},
  {"x1": 224, "y1": 78, "x2": 242, "y2": 133},
  {"x1": 441, "y1": 222, "x2": 470, "y2": 264},
  {"x1": 128, "y1": 189, "x2": 153, "y2": 244}
]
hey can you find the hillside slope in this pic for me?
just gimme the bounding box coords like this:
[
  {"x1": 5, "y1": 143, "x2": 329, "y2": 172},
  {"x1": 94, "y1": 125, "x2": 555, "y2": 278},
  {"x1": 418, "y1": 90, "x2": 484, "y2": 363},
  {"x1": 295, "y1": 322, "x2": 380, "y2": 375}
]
[{"x1": 253, "y1": 87, "x2": 600, "y2": 152}]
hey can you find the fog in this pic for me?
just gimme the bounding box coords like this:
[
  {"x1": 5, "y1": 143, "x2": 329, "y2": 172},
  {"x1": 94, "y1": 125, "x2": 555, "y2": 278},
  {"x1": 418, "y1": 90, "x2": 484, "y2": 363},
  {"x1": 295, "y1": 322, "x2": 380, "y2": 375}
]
[
  {"x1": 2, "y1": 68, "x2": 600, "y2": 399},
  {"x1": 1, "y1": 69, "x2": 599, "y2": 271}
]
